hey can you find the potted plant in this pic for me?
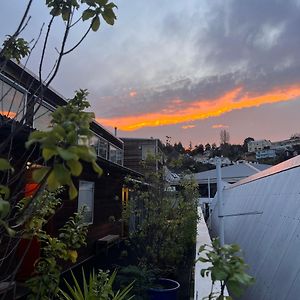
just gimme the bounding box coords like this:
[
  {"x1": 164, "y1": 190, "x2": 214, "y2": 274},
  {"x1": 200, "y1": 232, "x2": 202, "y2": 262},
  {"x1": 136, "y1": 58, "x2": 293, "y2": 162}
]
[
  {"x1": 116, "y1": 265, "x2": 180, "y2": 300},
  {"x1": 148, "y1": 278, "x2": 180, "y2": 300}
]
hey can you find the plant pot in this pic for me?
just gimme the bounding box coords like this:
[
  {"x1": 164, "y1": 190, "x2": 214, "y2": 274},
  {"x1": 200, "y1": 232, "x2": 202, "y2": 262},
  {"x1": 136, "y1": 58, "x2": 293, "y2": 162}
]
[{"x1": 148, "y1": 278, "x2": 180, "y2": 300}]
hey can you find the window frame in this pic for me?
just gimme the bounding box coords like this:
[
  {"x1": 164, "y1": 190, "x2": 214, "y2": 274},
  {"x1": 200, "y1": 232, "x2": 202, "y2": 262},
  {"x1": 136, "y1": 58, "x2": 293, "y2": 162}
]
[{"x1": 77, "y1": 180, "x2": 95, "y2": 225}]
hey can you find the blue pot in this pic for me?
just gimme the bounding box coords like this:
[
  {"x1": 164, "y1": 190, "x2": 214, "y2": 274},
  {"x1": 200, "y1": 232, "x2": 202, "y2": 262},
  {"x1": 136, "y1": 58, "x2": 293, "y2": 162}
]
[{"x1": 148, "y1": 278, "x2": 180, "y2": 300}]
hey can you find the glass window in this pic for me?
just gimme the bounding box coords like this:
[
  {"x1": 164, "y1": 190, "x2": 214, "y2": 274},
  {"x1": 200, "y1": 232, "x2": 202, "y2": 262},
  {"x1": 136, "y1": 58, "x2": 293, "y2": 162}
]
[
  {"x1": 142, "y1": 144, "x2": 155, "y2": 160},
  {"x1": 90, "y1": 135, "x2": 99, "y2": 154},
  {"x1": 99, "y1": 137, "x2": 108, "y2": 159},
  {"x1": 109, "y1": 145, "x2": 117, "y2": 163},
  {"x1": 0, "y1": 78, "x2": 26, "y2": 121},
  {"x1": 116, "y1": 149, "x2": 123, "y2": 165},
  {"x1": 89, "y1": 134, "x2": 108, "y2": 159},
  {"x1": 33, "y1": 102, "x2": 53, "y2": 131},
  {"x1": 78, "y1": 181, "x2": 94, "y2": 224}
]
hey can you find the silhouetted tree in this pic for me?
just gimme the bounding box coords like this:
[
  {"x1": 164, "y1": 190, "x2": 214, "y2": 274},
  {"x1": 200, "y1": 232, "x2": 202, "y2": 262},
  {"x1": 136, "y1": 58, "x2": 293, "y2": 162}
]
[
  {"x1": 205, "y1": 143, "x2": 211, "y2": 152},
  {"x1": 220, "y1": 129, "x2": 230, "y2": 145}
]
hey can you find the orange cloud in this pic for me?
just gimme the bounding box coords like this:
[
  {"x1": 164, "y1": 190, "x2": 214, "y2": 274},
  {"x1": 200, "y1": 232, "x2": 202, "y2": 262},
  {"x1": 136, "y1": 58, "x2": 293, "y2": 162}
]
[
  {"x1": 182, "y1": 124, "x2": 196, "y2": 129},
  {"x1": 129, "y1": 90, "x2": 137, "y2": 97},
  {"x1": 0, "y1": 111, "x2": 16, "y2": 118},
  {"x1": 97, "y1": 84, "x2": 300, "y2": 131},
  {"x1": 212, "y1": 124, "x2": 229, "y2": 129}
]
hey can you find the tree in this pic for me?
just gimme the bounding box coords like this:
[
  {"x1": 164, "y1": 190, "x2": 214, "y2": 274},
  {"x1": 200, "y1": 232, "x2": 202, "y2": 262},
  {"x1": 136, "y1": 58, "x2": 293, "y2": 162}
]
[
  {"x1": 0, "y1": 1, "x2": 117, "y2": 298},
  {"x1": 205, "y1": 143, "x2": 211, "y2": 152},
  {"x1": 243, "y1": 137, "x2": 254, "y2": 152},
  {"x1": 124, "y1": 159, "x2": 199, "y2": 278},
  {"x1": 290, "y1": 133, "x2": 300, "y2": 140},
  {"x1": 173, "y1": 142, "x2": 185, "y2": 154},
  {"x1": 192, "y1": 144, "x2": 204, "y2": 156},
  {"x1": 220, "y1": 129, "x2": 230, "y2": 145}
]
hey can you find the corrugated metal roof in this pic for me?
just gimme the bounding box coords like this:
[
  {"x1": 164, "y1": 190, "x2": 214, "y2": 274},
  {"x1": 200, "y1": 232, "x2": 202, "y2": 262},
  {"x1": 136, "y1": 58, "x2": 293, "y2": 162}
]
[
  {"x1": 193, "y1": 162, "x2": 271, "y2": 184},
  {"x1": 210, "y1": 155, "x2": 300, "y2": 299},
  {"x1": 228, "y1": 155, "x2": 300, "y2": 189}
]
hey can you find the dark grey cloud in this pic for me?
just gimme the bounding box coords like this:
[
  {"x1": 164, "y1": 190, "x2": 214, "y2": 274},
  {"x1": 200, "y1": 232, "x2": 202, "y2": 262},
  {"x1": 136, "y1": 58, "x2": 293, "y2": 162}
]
[
  {"x1": 95, "y1": 0, "x2": 300, "y2": 118},
  {"x1": 195, "y1": 0, "x2": 300, "y2": 73},
  {"x1": 96, "y1": 62, "x2": 300, "y2": 118}
]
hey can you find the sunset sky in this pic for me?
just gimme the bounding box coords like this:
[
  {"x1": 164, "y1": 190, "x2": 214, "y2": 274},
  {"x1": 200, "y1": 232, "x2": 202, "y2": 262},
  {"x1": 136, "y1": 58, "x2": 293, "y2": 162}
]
[{"x1": 1, "y1": 0, "x2": 300, "y2": 146}]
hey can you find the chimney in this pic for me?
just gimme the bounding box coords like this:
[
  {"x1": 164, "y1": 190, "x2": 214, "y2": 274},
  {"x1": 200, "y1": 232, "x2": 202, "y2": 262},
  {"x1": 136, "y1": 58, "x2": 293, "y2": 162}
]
[{"x1": 114, "y1": 127, "x2": 117, "y2": 136}]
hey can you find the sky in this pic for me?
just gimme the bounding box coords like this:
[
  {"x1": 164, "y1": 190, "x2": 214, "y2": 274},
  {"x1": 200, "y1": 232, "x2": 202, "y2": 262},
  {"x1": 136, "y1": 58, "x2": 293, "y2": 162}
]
[{"x1": 1, "y1": 0, "x2": 300, "y2": 147}]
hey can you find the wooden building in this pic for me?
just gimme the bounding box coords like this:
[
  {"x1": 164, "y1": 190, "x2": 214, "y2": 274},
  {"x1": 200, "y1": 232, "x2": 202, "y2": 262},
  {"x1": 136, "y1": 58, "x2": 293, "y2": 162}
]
[
  {"x1": 0, "y1": 59, "x2": 143, "y2": 282},
  {"x1": 121, "y1": 137, "x2": 164, "y2": 175}
]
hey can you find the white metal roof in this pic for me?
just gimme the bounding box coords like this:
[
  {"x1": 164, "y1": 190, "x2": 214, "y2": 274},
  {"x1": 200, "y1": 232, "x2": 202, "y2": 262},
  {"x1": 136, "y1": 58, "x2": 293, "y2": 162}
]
[{"x1": 193, "y1": 162, "x2": 271, "y2": 184}]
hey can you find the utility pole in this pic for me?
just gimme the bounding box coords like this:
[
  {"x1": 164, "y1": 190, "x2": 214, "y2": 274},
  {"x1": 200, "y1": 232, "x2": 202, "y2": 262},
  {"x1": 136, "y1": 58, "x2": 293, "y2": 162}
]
[{"x1": 216, "y1": 157, "x2": 225, "y2": 246}]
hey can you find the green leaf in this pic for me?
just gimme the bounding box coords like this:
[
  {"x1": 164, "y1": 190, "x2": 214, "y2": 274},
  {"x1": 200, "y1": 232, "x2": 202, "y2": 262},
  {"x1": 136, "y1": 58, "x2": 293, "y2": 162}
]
[
  {"x1": 102, "y1": 8, "x2": 116, "y2": 25},
  {"x1": 0, "y1": 199, "x2": 10, "y2": 219},
  {"x1": 57, "y1": 147, "x2": 79, "y2": 161},
  {"x1": 47, "y1": 170, "x2": 61, "y2": 191},
  {"x1": 0, "y1": 158, "x2": 11, "y2": 171},
  {"x1": 95, "y1": 0, "x2": 108, "y2": 5},
  {"x1": 82, "y1": 9, "x2": 96, "y2": 21},
  {"x1": 32, "y1": 167, "x2": 50, "y2": 183},
  {"x1": 50, "y1": 7, "x2": 61, "y2": 16},
  {"x1": 52, "y1": 124, "x2": 66, "y2": 137},
  {"x1": 62, "y1": 7, "x2": 71, "y2": 21},
  {"x1": 91, "y1": 16, "x2": 100, "y2": 31},
  {"x1": 26, "y1": 131, "x2": 47, "y2": 148},
  {"x1": 69, "y1": 181, "x2": 78, "y2": 200},
  {"x1": 42, "y1": 147, "x2": 57, "y2": 161},
  {"x1": 69, "y1": 146, "x2": 96, "y2": 162},
  {"x1": 66, "y1": 160, "x2": 83, "y2": 176},
  {"x1": 53, "y1": 164, "x2": 72, "y2": 185},
  {"x1": 92, "y1": 161, "x2": 102, "y2": 176},
  {"x1": 0, "y1": 185, "x2": 10, "y2": 200}
]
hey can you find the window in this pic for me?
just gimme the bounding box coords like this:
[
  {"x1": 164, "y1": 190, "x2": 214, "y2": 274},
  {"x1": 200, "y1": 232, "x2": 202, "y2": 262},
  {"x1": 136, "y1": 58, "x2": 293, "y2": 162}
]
[
  {"x1": 109, "y1": 145, "x2": 117, "y2": 163},
  {"x1": 89, "y1": 135, "x2": 108, "y2": 159},
  {"x1": 0, "y1": 78, "x2": 26, "y2": 121},
  {"x1": 116, "y1": 148, "x2": 123, "y2": 165},
  {"x1": 78, "y1": 181, "x2": 95, "y2": 224},
  {"x1": 33, "y1": 102, "x2": 53, "y2": 131},
  {"x1": 142, "y1": 144, "x2": 155, "y2": 160},
  {"x1": 90, "y1": 135, "x2": 99, "y2": 153},
  {"x1": 98, "y1": 137, "x2": 108, "y2": 159}
]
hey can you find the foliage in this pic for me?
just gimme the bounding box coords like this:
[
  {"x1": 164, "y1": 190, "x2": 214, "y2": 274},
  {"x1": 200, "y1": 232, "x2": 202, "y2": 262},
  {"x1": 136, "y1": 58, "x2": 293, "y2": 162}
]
[
  {"x1": 116, "y1": 265, "x2": 155, "y2": 300},
  {"x1": 26, "y1": 89, "x2": 102, "y2": 200},
  {"x1": 26, "y1": 200, "x2": 89, "y2": 300},
  {"x1": 167, "y1": 154, "x2": 214, "y2": 174},
  {"x1": 2, "y1": 36, "x2": 31, "y2": 63},
  {"x1": 59, "y1": 268, "x2": 134, "y2": 300},
  {"x1": 0, "y1": 0, "x2": 118, "y2": 298},
  {"x1": 198, "y1": 238, "x2": 254, "y2": 300},
  {"x1": 123, "y1": 158, "x2": 199, "y2": 277},
  {"x1": 46, "y1": 0, "x2": 117, "y2": 30}
]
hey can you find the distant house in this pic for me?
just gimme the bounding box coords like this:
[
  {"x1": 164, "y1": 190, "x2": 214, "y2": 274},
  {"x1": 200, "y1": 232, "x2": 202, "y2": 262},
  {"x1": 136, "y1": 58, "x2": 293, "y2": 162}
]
[
  {"x1": 193, "y1": 161, "x2": 271, "y2": 198},
  {"x1": 271, "y1": 137, "x2": 300, "y2": 151},
  {"x1": 121, "y1": 137, "x2": 164, "y2": 175},
  {"x1": 256, "y1": 149, "x2": 276, "y2": 160},
  {"x1": 248, "y1": 139, "x2": 272, "y2": 152},
  {"x1": 0, "y1": 58, "x2": 142, "y2": 279}
]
